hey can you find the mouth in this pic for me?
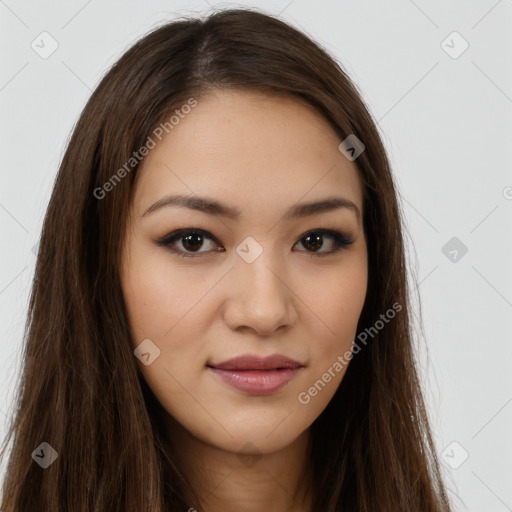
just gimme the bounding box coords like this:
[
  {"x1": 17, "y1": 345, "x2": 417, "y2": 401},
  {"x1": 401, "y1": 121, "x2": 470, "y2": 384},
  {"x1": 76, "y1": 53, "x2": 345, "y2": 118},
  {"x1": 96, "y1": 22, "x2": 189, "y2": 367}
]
[{"x1": 206, "y1": 354, "x2": 304, "y2": 395}]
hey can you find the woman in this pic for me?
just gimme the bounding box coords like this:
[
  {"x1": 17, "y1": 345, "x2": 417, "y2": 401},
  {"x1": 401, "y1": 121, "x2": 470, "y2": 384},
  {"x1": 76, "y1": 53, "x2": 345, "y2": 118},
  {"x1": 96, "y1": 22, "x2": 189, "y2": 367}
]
[{"x1": 0, "y1": 7, "x2": 453, "y2": 512}]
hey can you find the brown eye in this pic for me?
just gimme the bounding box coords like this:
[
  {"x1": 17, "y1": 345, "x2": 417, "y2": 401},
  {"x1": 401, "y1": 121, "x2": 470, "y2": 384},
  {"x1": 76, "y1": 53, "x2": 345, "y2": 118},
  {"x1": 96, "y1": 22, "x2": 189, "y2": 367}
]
[
  {"x1": 300, "y1": 233, "x2": 323, "y2": 252},
  {"x1": 181, "y1": 232, "x2": 205, "y2": 252},
  {"x1": 294, "y1": 229, "x2": 354, "y2": 255},
  {"x1": 155, "y1": 229, "x2": 221, "y2": 258}
]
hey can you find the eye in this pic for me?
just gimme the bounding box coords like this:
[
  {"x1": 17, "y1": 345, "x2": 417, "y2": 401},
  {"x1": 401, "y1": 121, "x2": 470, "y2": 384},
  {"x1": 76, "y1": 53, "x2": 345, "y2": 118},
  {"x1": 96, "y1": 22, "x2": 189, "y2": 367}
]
[
  {"x1": 154, "y1": 229, "x2": 222, "y2": 259},
  {"x1": 293, "y1": 229, "x2": 354, "y2": 256},
  {"x1": 155, "y1": 228, "x2": 354, "y2": 259}
]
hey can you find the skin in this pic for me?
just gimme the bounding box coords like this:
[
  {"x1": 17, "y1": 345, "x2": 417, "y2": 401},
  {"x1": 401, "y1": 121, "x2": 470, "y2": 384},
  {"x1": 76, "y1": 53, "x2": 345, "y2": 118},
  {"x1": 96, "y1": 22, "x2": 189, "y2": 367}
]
[{"x1": 120, "y1": 89, "x2": 368, "y2": 512}]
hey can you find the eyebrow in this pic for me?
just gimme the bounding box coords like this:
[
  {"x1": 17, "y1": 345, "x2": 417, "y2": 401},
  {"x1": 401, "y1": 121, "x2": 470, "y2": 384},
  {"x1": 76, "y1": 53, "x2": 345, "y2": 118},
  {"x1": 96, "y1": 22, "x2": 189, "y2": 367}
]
[{"x1": 142, "y1": 193, "x2": 361, "y2": 223}]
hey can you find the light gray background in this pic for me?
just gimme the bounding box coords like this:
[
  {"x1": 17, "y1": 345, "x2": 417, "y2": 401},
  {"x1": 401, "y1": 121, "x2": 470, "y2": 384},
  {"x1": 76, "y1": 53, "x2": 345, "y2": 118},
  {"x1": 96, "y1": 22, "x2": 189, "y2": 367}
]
[{"x1": 1, "y1": 1, "x2": 511, "y2": 510}]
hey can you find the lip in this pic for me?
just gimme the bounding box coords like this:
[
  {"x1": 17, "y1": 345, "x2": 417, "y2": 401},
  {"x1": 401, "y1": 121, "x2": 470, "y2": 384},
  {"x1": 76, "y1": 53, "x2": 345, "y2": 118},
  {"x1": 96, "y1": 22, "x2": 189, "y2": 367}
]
[
  {"x1": 207, "y1": 354, "x2": 304, "y2": 395},
  {"x1": 209, "y1": 354, "x2": 303, "y2": 371}
]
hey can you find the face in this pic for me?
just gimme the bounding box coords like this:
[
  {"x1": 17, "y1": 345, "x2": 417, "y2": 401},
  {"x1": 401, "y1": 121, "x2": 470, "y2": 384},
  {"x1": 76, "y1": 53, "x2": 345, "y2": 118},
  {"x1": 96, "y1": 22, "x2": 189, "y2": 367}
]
[{"x1": 120, "y1": 89, "x2": 368, "y2": 457}]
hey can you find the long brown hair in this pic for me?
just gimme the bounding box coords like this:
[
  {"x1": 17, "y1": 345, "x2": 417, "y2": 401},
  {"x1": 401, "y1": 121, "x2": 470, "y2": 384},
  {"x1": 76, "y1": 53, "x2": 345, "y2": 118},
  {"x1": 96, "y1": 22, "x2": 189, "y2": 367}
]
[{"x1": 0, "y1": 7, "x2": 452, "y2": 511}]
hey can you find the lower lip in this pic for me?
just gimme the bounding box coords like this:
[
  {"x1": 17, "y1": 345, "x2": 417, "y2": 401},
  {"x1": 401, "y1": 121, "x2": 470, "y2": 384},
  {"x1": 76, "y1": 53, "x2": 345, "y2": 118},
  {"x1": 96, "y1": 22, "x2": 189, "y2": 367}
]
[{"x1": 208, "y1": 367, "x2": 302, "y2": 395}]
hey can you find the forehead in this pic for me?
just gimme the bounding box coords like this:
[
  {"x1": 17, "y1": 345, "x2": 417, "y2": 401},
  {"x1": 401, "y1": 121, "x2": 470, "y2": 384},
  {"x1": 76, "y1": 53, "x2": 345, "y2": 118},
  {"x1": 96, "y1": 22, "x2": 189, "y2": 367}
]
[{"x1": 133, "y1": 89, "x2": 364, "y2": 220}]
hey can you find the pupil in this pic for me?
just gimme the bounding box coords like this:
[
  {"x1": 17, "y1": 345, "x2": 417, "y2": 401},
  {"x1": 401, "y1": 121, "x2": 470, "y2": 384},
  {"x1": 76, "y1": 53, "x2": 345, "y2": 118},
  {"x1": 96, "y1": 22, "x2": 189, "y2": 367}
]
[
  {"x1": 183, "y1": 233, "x2": 203, "y2": 251},
  {"x1": 304, "y1": 233, "x2": 322, "y2": 251}
]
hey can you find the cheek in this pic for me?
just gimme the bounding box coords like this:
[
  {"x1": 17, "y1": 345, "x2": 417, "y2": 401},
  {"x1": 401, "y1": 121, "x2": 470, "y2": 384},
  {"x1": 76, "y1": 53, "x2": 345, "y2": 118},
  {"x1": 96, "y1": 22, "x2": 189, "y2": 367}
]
[
  {"x1": 120, "y1": 245, "x2": 215, "y2": 386},
  {"x1": 121, "y1": 247, "x2": 209, "y2": 345},
  {"x1": 308, "y1": 261, "x2": 368, "y2": 359},
  {"x1": 120, "y1": 256, "x2": 213, "y2": 434},
  {"x1": 293, "y1": 267, "x2": 367, "y2": 421}
]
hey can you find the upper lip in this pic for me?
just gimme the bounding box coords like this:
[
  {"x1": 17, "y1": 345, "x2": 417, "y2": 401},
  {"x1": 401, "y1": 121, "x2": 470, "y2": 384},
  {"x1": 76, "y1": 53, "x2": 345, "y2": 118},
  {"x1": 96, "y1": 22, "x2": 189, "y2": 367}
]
[{"x1": 208, "y1": 354, "x2": 304, "y2": 371}]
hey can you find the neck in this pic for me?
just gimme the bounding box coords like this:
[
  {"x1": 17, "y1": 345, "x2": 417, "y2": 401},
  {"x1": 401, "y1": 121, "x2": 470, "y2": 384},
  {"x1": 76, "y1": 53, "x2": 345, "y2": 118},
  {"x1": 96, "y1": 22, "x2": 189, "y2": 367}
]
[{"x1": 164, "y1": 414, "x2": 314, "y2": 512}]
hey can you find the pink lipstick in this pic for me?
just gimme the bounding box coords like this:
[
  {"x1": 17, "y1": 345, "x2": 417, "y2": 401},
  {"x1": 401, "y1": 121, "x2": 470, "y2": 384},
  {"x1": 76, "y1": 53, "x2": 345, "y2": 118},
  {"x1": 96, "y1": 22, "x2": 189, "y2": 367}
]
[{"x1": 207, "y1": 354, "x2": 303, "y2": 395}]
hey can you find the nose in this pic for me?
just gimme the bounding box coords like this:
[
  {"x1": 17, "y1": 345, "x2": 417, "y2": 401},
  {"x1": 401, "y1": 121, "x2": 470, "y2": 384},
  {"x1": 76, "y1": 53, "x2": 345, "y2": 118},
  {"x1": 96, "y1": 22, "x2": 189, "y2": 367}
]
[{"x1": 222, "y1": 254, "x2": 298, "y2": 336}]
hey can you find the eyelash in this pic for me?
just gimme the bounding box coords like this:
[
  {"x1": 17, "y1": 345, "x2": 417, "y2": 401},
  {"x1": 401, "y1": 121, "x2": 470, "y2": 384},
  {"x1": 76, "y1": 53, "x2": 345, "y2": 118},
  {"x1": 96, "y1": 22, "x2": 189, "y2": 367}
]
[{"x1": 154, "y1": 227, "x2": 355, "y2": 259}]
